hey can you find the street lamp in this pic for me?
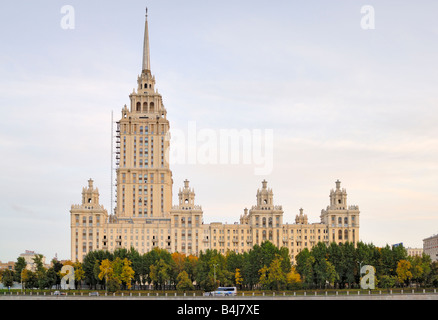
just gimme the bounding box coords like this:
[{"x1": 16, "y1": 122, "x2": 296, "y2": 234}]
[{"x1": 213, "y1": 264, "x2": 218, "y2": 283}]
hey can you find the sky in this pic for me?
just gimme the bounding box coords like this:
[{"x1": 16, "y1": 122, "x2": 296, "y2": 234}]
[{"x1": 0, "y1": 0, "x2": 437, "y2": 262}]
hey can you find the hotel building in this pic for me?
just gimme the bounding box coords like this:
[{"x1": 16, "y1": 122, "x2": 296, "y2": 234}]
[{"x1": 70, "y1": 10, "x2": 360, "y2": 264}]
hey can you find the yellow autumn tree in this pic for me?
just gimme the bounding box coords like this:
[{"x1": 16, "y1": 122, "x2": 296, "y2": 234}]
[
  {"x1": 286, "y1": 266, "x2": 302, "y2": 289},
  {"x1": 98, "y1": 259, "x2": 114, "y2": 284},
  {"x1": 120, "y1": 258, "x2": 135, "y2": 289},
  {"x1": 235, "y1": 268, "x2": 243, "y2": 287},
  {"x1": 73, "y1": 261, "x2": 85, "y2": 284},
  {"x1": 172, "y1": 252, "x2": 186, "y2": 275},
  {"x1": 396, "y1": 259, "x2": 412, "y2": 286}
]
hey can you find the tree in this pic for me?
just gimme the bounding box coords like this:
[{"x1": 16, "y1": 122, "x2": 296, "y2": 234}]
[
  {"x1": 396, "y1": 259, "x2": 412, "y2": 286},
  {"x1": 235, "y1": 268, "x2": 243, "y2": 288},
  {"x1": 176, "y1": 271, "x2": 194, "y2": 291},
  {"x1": 195, "y1": 249, "x2": 226, "y2": 290},
  {"x1": 126, "y1": 247, "x2": 143, "y2": 289},
  {"x1": 150, "y1": 259, "x2": 170, "y2": 290},
  {"x1": 1, "y1": 269, "x2": 14, "y2": 288},
  {"x1": 171, "y1": 252, "x2": 187, "y2": 288},
  {"x1": 379, "y1": 275, "x2": 397, "y2": 289},
  {"x1": 98, "y1": 259, "x2": 114, "y2": 291},
  {"x1": 14, "y1": 257, "x2": 26, "y2": 283},
  {"x1": 184, "y1": 255, "x2": 199, "y2": 284},
  {"x1": 409, "y1": 253, "x2": 431, "y2": 287},
  {"x1": 73, "y1": 261, "x2": 85, "y2": 289},
  {"x1": 120, "y1": 258, "x2": 135, "y2": 289},
  {"x1": 82, "y1": 249, "x2": 112, "y2": 289},
  {"x1": 428, "y1": 261, "x2": 438, "y2": 287},
  {"x1": 33, "y1": 254, "x2": 47, "y2": 290},
  {"x1": 286, "y1": 266, "x2": 302, "y2": 290},
  {"x1": 243, "y1": 241, "x2": 290, "y2": 289},
  {"x1": 45, "y1": 268, "x2": 58, "y2": 290},
  {"x1": 295, "y1": 248, "x2": 314, "y2": 288},
  {"x1": 144, "y1": 247, "x2": 173, "y2": 287},
  {"x1": 21, "y1": 269, "x2": 36, "y2": 290},
  {"x1": 258, "y1": 256, "x2": 287, "y2": 291}
]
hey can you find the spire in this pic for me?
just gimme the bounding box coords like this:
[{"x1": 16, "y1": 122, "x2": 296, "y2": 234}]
[{"x1": 142, "y1": 8, "x2": 151, "y2": 73}]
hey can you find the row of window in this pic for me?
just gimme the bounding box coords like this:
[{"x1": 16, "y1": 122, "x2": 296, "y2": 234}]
[{"x1": 119, "y1": 123, "x2": 167, "y2": 135}]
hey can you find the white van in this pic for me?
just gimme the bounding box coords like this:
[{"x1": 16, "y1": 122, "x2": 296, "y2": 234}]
[{"x1": 212, "y1": 287, "x2": 237, "y2": 296}]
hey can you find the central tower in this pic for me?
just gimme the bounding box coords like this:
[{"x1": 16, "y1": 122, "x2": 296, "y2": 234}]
[{"x1": 114, "y1": 9, "x2": 172, "y2": 221}]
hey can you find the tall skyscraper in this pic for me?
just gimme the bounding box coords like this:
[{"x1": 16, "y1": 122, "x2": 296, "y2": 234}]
[{"x1": 114, "y1": 9, "x2": 172, "y2": 221}]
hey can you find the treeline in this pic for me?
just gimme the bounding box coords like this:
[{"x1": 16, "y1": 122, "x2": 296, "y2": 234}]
[
  {"x1": 0, "y1": 254, "x2": 64, "y2": 290},
  {"x1": 80, "y1": 241, "x2": 295, "y2": 292},
  {"x1": 2, "y1": 241, "x2": 438, "y2": 291},
  {"x1": 296, "y1": 242, "x2": 438, "y2": 289}
]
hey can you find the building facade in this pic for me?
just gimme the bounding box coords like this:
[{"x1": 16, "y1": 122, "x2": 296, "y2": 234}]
[
  {"x1": 70, "y1": 11, "x2": 361, "y2": 264},
  {"x1": 423, "y1": 234, "x2": 438, "y2": 262}
]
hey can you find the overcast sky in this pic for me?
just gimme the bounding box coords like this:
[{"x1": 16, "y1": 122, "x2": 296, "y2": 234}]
[{"x1": 0, "y1": 1, "x2": 437, "y2": 262}]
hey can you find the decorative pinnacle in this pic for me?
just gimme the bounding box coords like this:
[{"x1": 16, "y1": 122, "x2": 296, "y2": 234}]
[{"x1": 142, "y1": 7, "x2": 151, "y2": 73}]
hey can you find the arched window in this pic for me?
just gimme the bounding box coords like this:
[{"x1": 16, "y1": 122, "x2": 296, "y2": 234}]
[
  {"x1": 150, "y1": 102, "x2": 155, "y2": 112},
  {"x1": 136, "y1": 102, "x2": 141, "y2": 112},
  {"x1": 338, "y1": 230, "x2": 342, "y2": 240}
]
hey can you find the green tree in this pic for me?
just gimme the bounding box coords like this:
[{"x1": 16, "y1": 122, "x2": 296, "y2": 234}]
[
  {"x1": 82, "y1": 249, "x2": 112, "y2": 289},
  {"x1": 184, "y1": 255, "x2": 199, "y2": 284},
  {"x1": 1, "y1": 269, "x2": 14, "y2": 288},
  {"x1": 143, "y1": 247, "x2": 173, "y2": 286},
  {"x1": 33, "y1": 254, "x2": 47, "y2": 290},
  {"x1": 267, "y1": 257, "x2": 287, "y2": 291},
  {"x1": 295, "y1": 248, "x2": 314, "y2": 288},
  {"x1": 150, "y1": 259, "x2": 170, "y2": 290},
  {"x1": 45, "y1": 268, "x2": 58, "y2": 290},
  {"x1": 21, "y1": 269, "x2": 36, "y2": 290},
  {"x1": 13, "y1": 257, "x2": 26, "y2": 283},
  {"x1": 195, "y1": 249, "x2": 226, "y2": 290},
  {"x1": 379, "y1": 275, "x2": 396, "y2": 288},
  {"x1": 176, "y1": 271, "x2": 194, "y2": 291},
  {"x1": 259, "y1": 256, "x2": 287, "y2": 290},
  {"x1": 243, "y1": 241, "x2": 290, "y2": 289},
  {"x1": 428, "y1": 261, "x2": 438, "y2": 287}
]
